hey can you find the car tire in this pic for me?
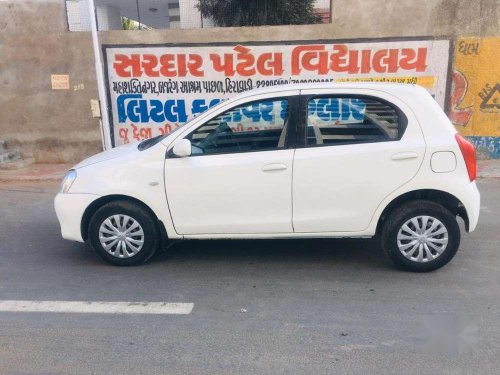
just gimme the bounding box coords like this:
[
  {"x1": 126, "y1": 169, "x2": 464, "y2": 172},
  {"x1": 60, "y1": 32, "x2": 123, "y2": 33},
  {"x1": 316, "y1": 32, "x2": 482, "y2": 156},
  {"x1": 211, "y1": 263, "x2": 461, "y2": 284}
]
[
  {"x1": 381, "y1": 200, "x2": 460, "y2": 272},
  {"x1": 88, "y1": 200, "x2": 160, "y2": 266}
]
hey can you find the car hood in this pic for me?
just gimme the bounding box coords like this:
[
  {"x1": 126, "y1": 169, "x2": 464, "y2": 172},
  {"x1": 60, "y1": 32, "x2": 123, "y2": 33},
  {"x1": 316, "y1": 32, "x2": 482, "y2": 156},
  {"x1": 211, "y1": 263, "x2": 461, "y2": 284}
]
[{"x1": 73, "y1": 142, "x2": 139, "y2": 169}]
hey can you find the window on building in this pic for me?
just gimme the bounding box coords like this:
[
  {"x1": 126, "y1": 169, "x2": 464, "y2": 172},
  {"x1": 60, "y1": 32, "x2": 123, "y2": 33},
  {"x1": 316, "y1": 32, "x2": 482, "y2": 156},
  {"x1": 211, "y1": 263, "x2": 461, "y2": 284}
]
[
  {"x1": 65, "y1": 0, "x2": 331, "y2": 31},
  {"x1": 306, "y1": 96, "x2": 404, "y2": 146},
  {"x1": 65, "y1": 0, "x2": 183, "y2": 31}
]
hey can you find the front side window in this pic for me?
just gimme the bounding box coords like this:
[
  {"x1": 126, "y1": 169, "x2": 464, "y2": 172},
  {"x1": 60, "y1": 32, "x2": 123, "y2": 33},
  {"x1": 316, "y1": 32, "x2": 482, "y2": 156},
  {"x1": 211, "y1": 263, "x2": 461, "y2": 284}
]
[
  {"x1": 186, "y1": 99, "x2": 289, "y2": 155},
  {"x1": 306, "y1": 96, "x2": 404, "y2": 146}
]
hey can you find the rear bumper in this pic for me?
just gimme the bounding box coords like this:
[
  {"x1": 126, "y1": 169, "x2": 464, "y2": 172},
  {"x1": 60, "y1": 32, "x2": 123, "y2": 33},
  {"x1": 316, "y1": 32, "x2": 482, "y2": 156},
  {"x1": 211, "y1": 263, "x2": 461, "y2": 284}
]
[
  {"x1": 54, "y1": 193, "x2": 99, "y2": 242},
  {"x1": 460, "y1": 181, "x2": 480, "y2": 232}
]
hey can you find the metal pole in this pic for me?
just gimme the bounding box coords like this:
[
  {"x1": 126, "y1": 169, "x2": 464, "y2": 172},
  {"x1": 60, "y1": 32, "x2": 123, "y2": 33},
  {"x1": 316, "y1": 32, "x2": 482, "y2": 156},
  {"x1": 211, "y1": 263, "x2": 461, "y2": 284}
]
[
  {"x1": 330, "y1": 0, "x2": 334, "y2": 23},
  {"x1": 136, "y1": 0, "x2": 142, "y2": 30},
  {"x1": 87, "y1": 0, "x2": 112, "y2": 150}
]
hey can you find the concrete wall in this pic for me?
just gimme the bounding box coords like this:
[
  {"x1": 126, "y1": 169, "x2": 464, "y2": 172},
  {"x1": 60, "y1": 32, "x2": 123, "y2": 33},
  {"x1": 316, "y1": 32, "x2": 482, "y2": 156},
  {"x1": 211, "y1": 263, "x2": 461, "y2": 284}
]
[
  {"x1": 331, "y1": 0, "x2": 499, "y2": 38},
  {"x1": 0, "y1": 0, "x2": 102, "y2": 163},
  {"x1": 0, "y1": 0, "x2": 498, "y2": 163}
]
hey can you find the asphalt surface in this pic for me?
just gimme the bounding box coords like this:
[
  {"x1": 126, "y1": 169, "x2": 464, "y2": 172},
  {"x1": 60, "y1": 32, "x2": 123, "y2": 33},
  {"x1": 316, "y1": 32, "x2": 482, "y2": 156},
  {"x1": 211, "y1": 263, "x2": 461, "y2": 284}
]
[{"x1": 0, "y1": 179, "x2": 499, "y2": 375}]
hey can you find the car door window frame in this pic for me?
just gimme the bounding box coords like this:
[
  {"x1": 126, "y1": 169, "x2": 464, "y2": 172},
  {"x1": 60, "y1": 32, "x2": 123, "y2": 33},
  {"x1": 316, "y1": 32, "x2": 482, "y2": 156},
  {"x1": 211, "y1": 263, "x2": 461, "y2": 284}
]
[
  {"x1": 296, "y1": 94, "x2": 408, "y2": 149},
  {"x1": 168, "y1": 95, "x2": 300, "y2": 158}
]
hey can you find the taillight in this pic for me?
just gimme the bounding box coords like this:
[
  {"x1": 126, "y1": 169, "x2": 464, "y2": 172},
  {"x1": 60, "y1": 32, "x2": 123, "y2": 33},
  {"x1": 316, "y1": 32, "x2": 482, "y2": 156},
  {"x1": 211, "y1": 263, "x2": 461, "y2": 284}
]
[{"x1": 455, "y1": 134, "x2": 477, "y2": 182}]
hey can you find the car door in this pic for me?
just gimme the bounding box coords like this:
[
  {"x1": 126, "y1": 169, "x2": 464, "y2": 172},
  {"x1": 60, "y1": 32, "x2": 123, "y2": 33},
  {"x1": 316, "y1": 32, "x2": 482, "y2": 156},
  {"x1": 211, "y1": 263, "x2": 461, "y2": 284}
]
[
  {"x1": 293, "y1": 89, "x2": 425, "y2": 233},
  {"x1": 164, "y1": 91, "x2": 299, "y2": 235}
]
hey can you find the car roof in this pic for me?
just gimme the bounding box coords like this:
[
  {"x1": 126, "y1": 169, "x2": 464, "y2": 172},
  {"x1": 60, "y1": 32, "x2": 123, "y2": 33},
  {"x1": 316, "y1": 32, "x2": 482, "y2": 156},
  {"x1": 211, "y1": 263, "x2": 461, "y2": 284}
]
[{"x1": 253, "y1": 81, "x2": 419, "y2": 91}]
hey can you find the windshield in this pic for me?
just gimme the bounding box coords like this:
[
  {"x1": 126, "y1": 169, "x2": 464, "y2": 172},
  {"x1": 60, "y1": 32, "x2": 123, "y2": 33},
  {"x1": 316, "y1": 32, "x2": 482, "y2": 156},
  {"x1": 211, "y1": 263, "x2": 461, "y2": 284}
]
[
  {"x1": 156, "y1": 98, "x2": 229, "y2": 142},
  {"x1": 159, "y1": 121, "x2": 186, "y2": 140},
  {"x1": 138, "y1": 121, "x2": 189, "y2": 150},
  {"x1": 155, "y1": 99, "x2": 225, "y2": 142}
]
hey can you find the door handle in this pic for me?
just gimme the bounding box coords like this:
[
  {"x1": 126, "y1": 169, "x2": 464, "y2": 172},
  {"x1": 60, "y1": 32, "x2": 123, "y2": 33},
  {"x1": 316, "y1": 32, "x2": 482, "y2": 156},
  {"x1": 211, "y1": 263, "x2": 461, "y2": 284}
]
[
  {"x1": 262, "y1": 163, "x2": 287, "y2": 172},
  {"x1": 391, "y1": 152, "x2": 419, "y2": 161}
]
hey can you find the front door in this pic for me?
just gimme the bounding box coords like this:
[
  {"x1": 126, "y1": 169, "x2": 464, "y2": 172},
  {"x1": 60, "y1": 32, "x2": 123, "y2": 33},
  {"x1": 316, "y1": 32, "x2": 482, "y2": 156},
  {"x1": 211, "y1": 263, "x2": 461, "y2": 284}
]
[{"x1": 164, "y1": 93, "x2": 298, "y2": 235}]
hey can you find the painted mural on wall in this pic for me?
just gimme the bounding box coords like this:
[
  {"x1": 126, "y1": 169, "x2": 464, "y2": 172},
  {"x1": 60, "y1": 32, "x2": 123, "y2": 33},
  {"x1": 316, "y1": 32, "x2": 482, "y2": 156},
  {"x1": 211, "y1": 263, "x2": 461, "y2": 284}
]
[
  {"x1": 104, "y1": 38, "x2": 451, "y2": 147},
  {"x1": 450, "y1": 37, "x2": 499, "y2": 158}
]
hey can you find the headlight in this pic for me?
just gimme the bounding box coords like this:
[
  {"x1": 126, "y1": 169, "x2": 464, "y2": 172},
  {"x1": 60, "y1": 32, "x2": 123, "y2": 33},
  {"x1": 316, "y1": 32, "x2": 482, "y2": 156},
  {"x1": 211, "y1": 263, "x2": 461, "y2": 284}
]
[{"x1": 61, "y1": 169, "x2": 77, "y2": 193}]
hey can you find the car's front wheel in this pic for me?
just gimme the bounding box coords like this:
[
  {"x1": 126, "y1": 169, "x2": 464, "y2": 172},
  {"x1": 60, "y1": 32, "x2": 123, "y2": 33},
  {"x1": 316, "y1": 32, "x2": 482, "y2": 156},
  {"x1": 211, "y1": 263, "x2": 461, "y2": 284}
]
[
  {"x1": 381, "y1": 200, "x2": 461, "y2": 272},
  {"x1": 88, "y1": 200, "x2": 160, "y2": 266}
]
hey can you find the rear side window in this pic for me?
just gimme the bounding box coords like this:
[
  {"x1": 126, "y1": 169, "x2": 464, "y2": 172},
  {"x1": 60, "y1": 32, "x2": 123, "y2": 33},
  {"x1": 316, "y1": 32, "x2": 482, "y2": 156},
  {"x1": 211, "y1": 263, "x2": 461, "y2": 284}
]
[{"x1": 306, "y1": 96, "x2": 405, "y2": 146}]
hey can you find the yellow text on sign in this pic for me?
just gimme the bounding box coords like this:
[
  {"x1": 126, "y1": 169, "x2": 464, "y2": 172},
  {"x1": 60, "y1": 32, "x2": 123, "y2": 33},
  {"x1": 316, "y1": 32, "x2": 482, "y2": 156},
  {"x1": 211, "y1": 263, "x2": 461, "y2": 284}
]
[{"x1": 335, "y1": 76, "x2": 437, "y2": 89}]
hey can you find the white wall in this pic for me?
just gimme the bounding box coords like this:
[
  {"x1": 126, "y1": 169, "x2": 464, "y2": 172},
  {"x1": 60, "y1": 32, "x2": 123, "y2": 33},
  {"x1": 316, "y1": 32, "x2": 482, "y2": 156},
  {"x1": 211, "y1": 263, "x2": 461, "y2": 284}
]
[
  {"x1": 179, "y1": 0, "x2": 214, "y2": 29},
  {"x1": 67, "y1": 0, "x2": 122, "y2": 31},
  {"x1": 66, "y1": 0, "x2": 91, "y2": 31},
  {"x1": 96, "y1": 4, "x2": 122, "y2": 30}
]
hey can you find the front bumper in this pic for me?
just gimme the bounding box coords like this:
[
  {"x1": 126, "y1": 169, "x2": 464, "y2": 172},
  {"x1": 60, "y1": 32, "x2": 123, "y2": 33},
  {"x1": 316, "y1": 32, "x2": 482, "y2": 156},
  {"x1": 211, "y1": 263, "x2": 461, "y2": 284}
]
[{"x1": 54, "y1": 193, "x2": 99, "y2": 242}]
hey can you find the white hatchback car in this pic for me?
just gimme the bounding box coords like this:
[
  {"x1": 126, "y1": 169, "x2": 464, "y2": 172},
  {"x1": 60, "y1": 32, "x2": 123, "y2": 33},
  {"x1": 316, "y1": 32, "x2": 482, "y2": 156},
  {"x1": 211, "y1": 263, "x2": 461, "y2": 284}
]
[{"x1": 55, "y1": 83, "x2": 480, "y2": 271}]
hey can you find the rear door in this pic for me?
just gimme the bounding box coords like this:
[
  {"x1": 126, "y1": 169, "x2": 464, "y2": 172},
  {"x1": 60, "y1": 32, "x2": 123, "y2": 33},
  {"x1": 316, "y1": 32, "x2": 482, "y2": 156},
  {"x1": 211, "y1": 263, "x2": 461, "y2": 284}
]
[{"x1": 292, "y1": 89, "x2": 425, "y2": 233}]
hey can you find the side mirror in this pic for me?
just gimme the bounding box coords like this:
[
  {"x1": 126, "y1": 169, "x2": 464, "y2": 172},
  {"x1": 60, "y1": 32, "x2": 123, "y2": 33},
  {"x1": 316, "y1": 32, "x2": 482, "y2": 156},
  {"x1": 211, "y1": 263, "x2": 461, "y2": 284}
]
[{"x1": 172, "y1": 139, "x2": 192, "y2": 158}]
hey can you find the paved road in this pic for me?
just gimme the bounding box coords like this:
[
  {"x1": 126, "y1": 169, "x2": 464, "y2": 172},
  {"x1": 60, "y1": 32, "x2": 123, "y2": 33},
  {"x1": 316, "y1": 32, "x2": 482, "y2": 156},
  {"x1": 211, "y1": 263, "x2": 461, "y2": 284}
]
[{"x1": 0, "y1": 179, "x2": 499, "y2": 374}]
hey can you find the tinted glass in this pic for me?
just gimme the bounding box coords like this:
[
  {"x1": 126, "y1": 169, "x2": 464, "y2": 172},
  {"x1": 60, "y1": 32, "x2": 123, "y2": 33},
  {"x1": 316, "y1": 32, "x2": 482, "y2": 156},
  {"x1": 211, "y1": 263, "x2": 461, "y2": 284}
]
[
  {"x1": 187, "y1": 99, "x2": 289, "y2": 155},
  {"x1": 307, "y1": 97, "x2": 401, "y2": 146}
]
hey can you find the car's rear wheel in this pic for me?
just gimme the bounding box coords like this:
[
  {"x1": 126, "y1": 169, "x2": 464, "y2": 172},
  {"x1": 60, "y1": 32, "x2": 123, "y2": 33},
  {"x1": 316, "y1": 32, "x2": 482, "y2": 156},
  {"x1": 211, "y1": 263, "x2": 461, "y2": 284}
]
[
  {"x1": 88, "y1": 200, "x2": 160, "y2": 266},
  {"x1": 381, "y1": 200, "x2": 460, "y2": 272}
]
